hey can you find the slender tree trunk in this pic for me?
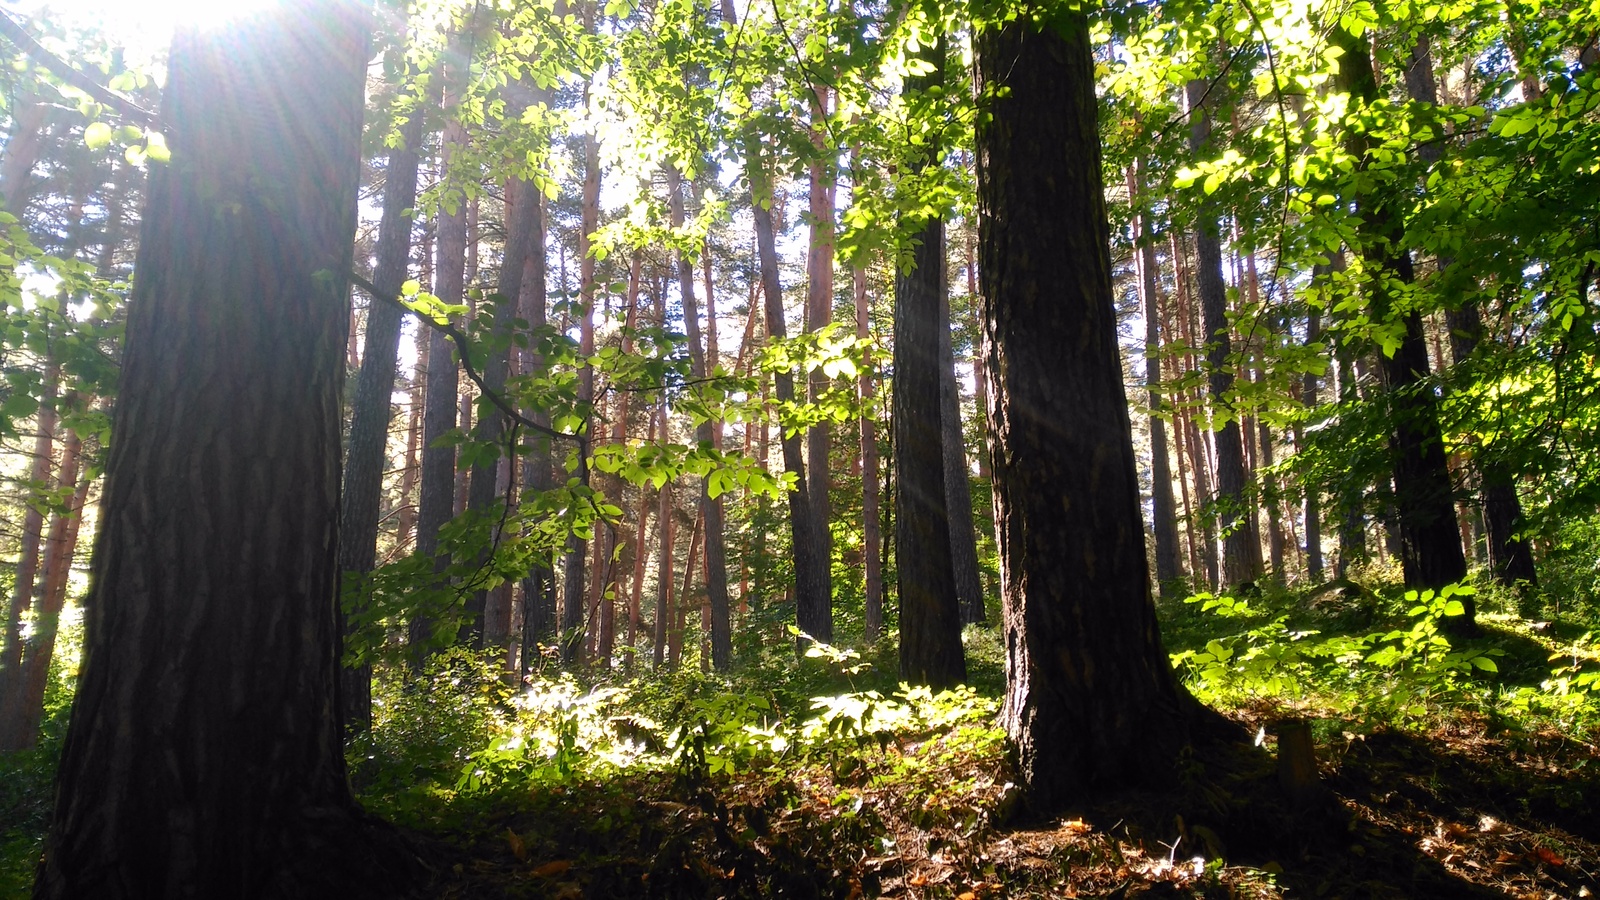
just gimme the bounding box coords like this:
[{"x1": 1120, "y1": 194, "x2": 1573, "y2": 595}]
[
  {"x1": 977, "y1": 12, "x2": 1190, "y2": 812},
  {"x1": 669, "y1": 511, "x2": 702, "y2": 670},
  {"x1": 804, "y1": 85, "x2": 835, "y2": 631},
  {"x1": 35, "y1": 8, "x2": 418, "y2": 894},
  {"x1": 1186, "y1": 80, "x2": 1261, "y2": 587},
  {"x1": 560, "y1": 74, "x2": 601, "y2": 667},
  {"x1": 337, "y1": 88, "x2": 426, "y2": 733},
  {"x1": 666, "y1": 167, "x2": 731, "y2": 670},
  {"x1": 653, "y1": 471, "x2": 675, "y2": 670},
  {"x1": 747, "y1": 135, "x2": 829, "y2": 643},
  {"x1": 1335, "y1": 26, "x2": 1469, "y2": 616},
  {"x1": 0, "y1": 426, "x2": 86, "y2": 751},
  {"x1": 519, "y1": 187, "x2": 557, "y2": 677},
  {"x1": 856, "y1": 261, "x2": 883, "y2": 642},
  {"x1": 412, "y1": 22, "x2": 475, "y2": 668},
  {"x1": 895, "y1": 32, "x2": 965, "y2": 688},
  {"x1": 1172, "y1": 231, "x2": 1219, "y2": 587},
  {"x1": 0, "y1": 360, "x2": 57, "y2": 699},
  {"x1": 1128, "y1": 162, "x2": 1182, "y2": 595},
  {"x1": 1302, "y1": 303, "x2": 1325, "y2": 582}
]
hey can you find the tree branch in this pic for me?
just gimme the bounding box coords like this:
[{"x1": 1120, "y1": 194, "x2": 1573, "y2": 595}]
[
  {"x1": 349, "y1": 270, "x2": 582, "y2": 446},
  {"x1": 0, "y1": 11, "x2": 157, "y2": 127}
]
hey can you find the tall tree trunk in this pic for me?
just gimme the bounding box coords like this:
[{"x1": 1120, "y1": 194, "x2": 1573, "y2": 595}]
[
  {"x1": 412, "y1": 21, "x2": 475, "y2": 668},
  {"x1": 977, "y1": 11, "x2": 1190, "y2": 813},
  {"x1": 941, "y1": 285, "x2": 986, "y2": 625},
  {"x1": 652, "y1": 470, "x2": 675, "y2": 670},
  {"x1": 36, "y1": 7, "x2": 417, "y2": 894},
  {"x1": 0, "y1": 359, "x2": 57, "y2": 699},
  {"x1": 1171, "y1": 231, "x2": 1219, "y2": 587},
  {"x1": 666, "y1": 167, "x2": 732, "y2": 670},
  {"x1": 337, "y1": 88, "x2": 426, "y2": 734},
  {"x1": 1185, "y1": 79, "x2": 1261, "y2": 587},
  {"x1": 1334, "y1": 26, "x2": 1469, "y2": 617},
  {"x1": 895, "y1": 32, "x2": 965, "y2": 689},
  {"x1": 856, "y1": 261, "x2": 883, "y2": 642},
  {"x1": 0, "y1": 426, "x2": 86, "y2": 751},
  {"x1": 519, "y1": 188, "x2": 557, "y2": 676},
  {"x1": 747, "y1": 135, "x2": 829, "y2": 643},
  {"x1": 465, "y1": 164, "x2": 542, "y2": 646},
  {"x1": 804, "y1": 85, "x2": 835, "y2": 633},
  {"x1": 1128, "y1": 162, "x2": 1182, "y2": 595},
  {"x1": 1302, "y1": 303, "x2": 1325, "y2": 582}
]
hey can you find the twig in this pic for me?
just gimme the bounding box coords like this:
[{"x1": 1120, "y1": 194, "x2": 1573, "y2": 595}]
[{"x1": 0, "y1": 11, "x2": 157, "y2": 127}]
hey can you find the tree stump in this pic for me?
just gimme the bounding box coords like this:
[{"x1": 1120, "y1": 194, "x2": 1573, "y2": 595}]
[{"x1": 1275, "y1": 717, "x2": 1323, "y2": 807}]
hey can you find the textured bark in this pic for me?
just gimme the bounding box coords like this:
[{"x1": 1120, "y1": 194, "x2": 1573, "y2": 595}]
[
  {"x1": 747, "y1": 136, "x2": 829, "y2": 643},
  {"x1": 977, "y1": 13, "x2": 1189, "y2": 812},
  {"x1": 412, "y1": 24, "x2": 473, "y2": 667},
  {"x1": 1128, "y1": 162, "x2": 1182, "y2": 594},
  {"x1": 35, "y1": 6, "x2": 417, "y2": 895},
  {"x1": 652, "y1": 469, "x2": 675, "y2": 670},
  {"x1": 894, "y1": 32, "x2": 964, "y2": 688},
  {"x1": 338, "y1": 93, "x2": 426, "y2": 733},
  {"x1": 1335, "y1": 27, "x2": 1468, "y2": 612},
  {"x1": 1186, "y1": 80, "x2": 1261, "y2": 588},
  {"x1": 667, "y1": 167, "x2": 731, "y2": 670},
  {"x1": 941, "y1": 286, "x2": 986, "y2": 625}
]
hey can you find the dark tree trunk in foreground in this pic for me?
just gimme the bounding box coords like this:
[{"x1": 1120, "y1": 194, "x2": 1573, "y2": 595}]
[
  {"x1": 895, "y1": 32, "x2": 965, "y2": 689},
  {"x1": 36, "y1": 6, "x2": 414, "y2": 896},
  {"x1": 338, "y1": 95, "x2": 426, "y2": 734},
  {"x1": 976, "y1": 12, "x2": 1190, "y2": 813},
  {"x1": 1334, "y1": 26, "x2": 1469, "y2": 616}
]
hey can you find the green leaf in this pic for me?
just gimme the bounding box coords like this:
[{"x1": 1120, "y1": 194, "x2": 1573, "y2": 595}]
[{"x1": 84, "y1": 121, "x2": 112, "y2": 150}]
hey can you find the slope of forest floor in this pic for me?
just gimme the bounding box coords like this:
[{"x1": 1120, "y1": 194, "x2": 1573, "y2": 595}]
[{"x1": 395, "y1": 704, "x2": 1598, "y2": 899}]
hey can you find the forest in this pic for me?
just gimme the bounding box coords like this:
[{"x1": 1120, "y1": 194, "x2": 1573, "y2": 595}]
[{"x1": 0, "y1": 0, "x2": 1597, "y2": 895}]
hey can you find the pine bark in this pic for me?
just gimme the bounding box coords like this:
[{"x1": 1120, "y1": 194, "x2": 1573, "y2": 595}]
[
  {"x1": 855, "y1": 261, "x2": 883, "y2": 642},
  {"x1": 35, "y1": 7, "x2": 417, "y2": 895},
  {"x1": 976, "y1": 12, "x2": 1190, "y2": 811},
  {"x1": 804, "y1": 85, "x2": 835, "y2": 629}
]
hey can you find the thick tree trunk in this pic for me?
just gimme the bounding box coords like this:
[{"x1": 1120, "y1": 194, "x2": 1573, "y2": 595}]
[
  {"x1": 667, "y1": 167, "x2": 732, "y2": 670},
  {"x1": 338, "y1": 93, "x2": 426, "y2": 734},
  {"x1": 747, "y1": 136, "x2": 830, "y2": 643},
  {"x1": 1128, "y1": 162, "x2": 1183, "y2": 595},
  {"x1": 36, "y1": 7, "x2": 416, "y2": 895},
  {"x1": 1335, "y1": 27, "x2": 1468, "y2": 615},
  {"x1": 895, "y1": 32, "x2": 965, "y2": 688},
  {"x1": 976, "y1": 12, "x2": 1190, "y2": 812},
  {"x1": 1185, "y1": 80, "x2": 1261, "y2": 588}
]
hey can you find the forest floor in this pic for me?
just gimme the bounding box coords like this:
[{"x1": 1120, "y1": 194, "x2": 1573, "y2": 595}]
[{"x1": 401, "y1": 704, "x2": 1599, "y2": 899}]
